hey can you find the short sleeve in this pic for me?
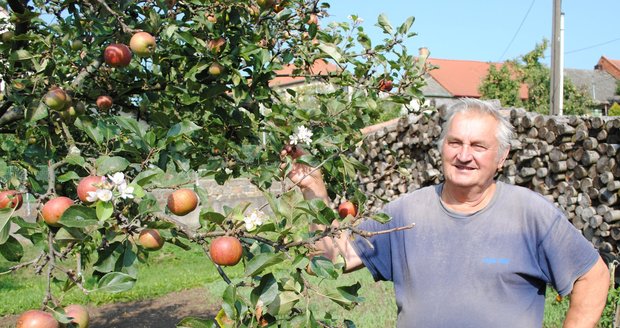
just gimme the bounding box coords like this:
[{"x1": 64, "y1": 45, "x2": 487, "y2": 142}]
[
  {"x1": 350, "y1": 203, "x2": 403, "y2": 282},
  {"x1": 537, "y1": 214, "x2": 600, "y2": 296}
]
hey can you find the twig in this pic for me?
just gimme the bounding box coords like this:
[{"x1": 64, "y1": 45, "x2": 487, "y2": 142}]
[
  {"x1": 201, "y1": 244, "x2": 232, "y2": 285},
  {"x1": 0, "y1": 251, "x2": 45, "y2": 275},
  {"x1": 42, "y1": 230, "x2": 56, "y2": 308},
  {"x1": 90, "y1": 0, "x2": 136, "y2": 34}
]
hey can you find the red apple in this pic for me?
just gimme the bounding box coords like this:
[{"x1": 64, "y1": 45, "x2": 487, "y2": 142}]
[
  {"x1": 41, "y1": 196, "x2": 73, "y2": 227},
  {"x1": 77, "y1": 176, "x2": 103, "y2": 203},
  {"x1": 378, "y1": 79, "x2": 393, "y2": 92},
  {"x1": 64, "y1": 304, "x2": 89, "y2": 328},
  {"x1": 104, "y1": 43, "x2": 132, "y2": 68},
  {"x1": 167, "y1": 189, "x2": 198, "y2": 216},
  {"x1": 44, "y1": 87, "x2": 68, "y2": 111},
  {"x1": 129, "y1": 32, "x2": 156, "y2": 57},
  {"x1": 139, "y1": 229, "x2": 164, "y2": 250},
  {"x1": 16, "y1": 310, "x2": 59, "y2": 328},
  {"x1": 210, "y1": 236, "x2": 243, "y2": 266},
  {"x1": 206, "y1": 13, "x2": 217, "y2": 23},
  {"x1": 307, "y1": 13, "x2": 318, "y2": 25},
  {"x1": 96, "y1": 95, "x2": 113, "y2": 111},
  {"x1": 0, "y1": 190, "x2": 23, "y2": 210},
  {"x1": 338, "y1": 201, "x2": 357, "y2": 219},
  {"x1": 207, "y1": 37, "x2": 226, "y2": 53},
  {"x1": 208, "y1": 62, "x2": 224, "y2": 76}
]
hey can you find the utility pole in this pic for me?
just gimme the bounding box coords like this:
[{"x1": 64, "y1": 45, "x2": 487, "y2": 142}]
[{"x1": 550, "y1": 0, "x2": 563, "y2": 115}]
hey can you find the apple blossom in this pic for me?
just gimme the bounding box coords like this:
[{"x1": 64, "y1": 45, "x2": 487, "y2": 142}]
[
  {"x1": 244, "y1": 210, "x2": 267, "y2": 231},
  {"x1": 117, "y1": 182, "x2": 134, "y2": 199},
  {"x1": 289, "y1": 125, "x2": 313, "y2": 145}
]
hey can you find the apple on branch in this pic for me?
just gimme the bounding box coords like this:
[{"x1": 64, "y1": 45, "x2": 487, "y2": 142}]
[
  {"x1": 41, "y1": 197, "x2": 73, "y2": 227},
  {"x1": 139, "y1": 229, "x2": 165, "y2": 250},
  {"x1": 167, "y1": 189, "x2": 198, "y2": 216},
  {"x1": 210, "y1": 236, "x2": 243, "y2": 266},
  {"x1": 96, "y1": 95, "x2": 113, "y2": 111},
  {"x1": 0, "y1": 190, "x2": 23, "y2": 210},
  {"x1": 129, "y1": 31, "x2": 156, "y2": 57},
  {"x1": 104, "y1": 43, "x2": 132, "y2": 68},
  {"x1": 16, "y1": 310, "x2": 59, "y2": 328},
  {"x1": 64, "y1": 304, "x2": 89, "y2": 328}
]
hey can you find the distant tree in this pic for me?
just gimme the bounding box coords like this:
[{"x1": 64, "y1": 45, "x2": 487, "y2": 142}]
[
  {"x1": 479, "y1": 64, "x2": 521, "y2": 107},
  {"x1": 609, "y1": 102, "x2": 620, "y2": 116},
  {"x1": 480, "y1": 40, "x2": 595, "y2": 115}
]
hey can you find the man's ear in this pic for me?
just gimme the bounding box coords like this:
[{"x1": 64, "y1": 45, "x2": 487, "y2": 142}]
[{"x1": 497, "y1": 147, "x2": 510, "y2": 169}]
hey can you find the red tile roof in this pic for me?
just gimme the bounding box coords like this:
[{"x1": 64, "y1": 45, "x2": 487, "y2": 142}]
[
  {"x1": 596, "y1": 56, "x2": 620, "y2": 79},
  {"x1": 426, "y1": 58, "x2": 528, "y2": 99},
  {"x1": 270, "y1": 60, "x2": 340, "y2": 87}
]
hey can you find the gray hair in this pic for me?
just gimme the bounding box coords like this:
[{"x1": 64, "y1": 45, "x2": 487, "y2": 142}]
[{"x1": 437, "y1": 98, "x2": 514, "y2": 158}]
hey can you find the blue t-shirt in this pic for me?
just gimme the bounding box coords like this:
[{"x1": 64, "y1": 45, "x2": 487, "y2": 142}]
[{"x1": 351, "y1": 181, "x2": 599, "y2": 328}]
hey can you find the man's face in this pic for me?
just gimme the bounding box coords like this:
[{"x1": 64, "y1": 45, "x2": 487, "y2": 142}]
[{"x1": 441, "y1": 112, "x2": 507, "y2": 191}]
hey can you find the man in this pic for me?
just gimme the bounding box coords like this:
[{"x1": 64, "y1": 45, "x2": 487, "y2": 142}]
[{"x1": 284, "y1": 98, "x2": 609, "y2": 327}]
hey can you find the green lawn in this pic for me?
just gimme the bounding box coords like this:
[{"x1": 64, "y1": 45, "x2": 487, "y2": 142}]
[{"x1": 0, "y1": 243, "x2": 605, "y2": 327}]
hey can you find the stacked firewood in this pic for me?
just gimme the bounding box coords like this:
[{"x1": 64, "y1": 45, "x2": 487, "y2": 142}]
[{"x1": 353, "y1": 106, "x2": 620, "y2": 258}]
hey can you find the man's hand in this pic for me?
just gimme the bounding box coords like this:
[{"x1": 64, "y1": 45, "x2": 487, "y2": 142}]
[{"x1": 280, "y1": 145, "x2": 329, "y2": 202}]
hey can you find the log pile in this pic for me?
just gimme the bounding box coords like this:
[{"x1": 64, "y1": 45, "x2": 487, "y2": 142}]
[{"x1": 353, "y1": 106, "x2": 620, "y2": 258}]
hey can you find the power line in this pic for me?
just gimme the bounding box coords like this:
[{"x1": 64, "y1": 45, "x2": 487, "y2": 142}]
[
  {"x1": 565, "y1": 37, "x2": 620, "y2": 54},
  {"x1": 498, "y1": 0, "x2": 537, "y2": 62}
]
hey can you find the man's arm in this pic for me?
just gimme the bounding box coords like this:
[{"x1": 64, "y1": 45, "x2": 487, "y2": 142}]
[
  {"x1": 282, "y1": 147, "x2": 364, "y2": 272},
  {"x1": 563, "y1": 256, "x2": 610, "y2": 328}
]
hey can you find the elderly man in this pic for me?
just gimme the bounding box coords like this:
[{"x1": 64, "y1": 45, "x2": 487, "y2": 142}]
[{"x1": 284, "y1": 98, "x2": 609, "y2": 327}]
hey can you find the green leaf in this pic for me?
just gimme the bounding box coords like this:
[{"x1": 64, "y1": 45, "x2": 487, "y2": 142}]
[
  {"x1": 176, "y1": 317, "x2": 219, "y2": 328},
  {"x1": 244, "y1": 252, "x2": 286, "y2": 277},
  {"x1": 317, "y1": 43, "x2": 342, "y2": 63},
  {"x1": 25, "y1": 102, "x2": 48, "y2": 122},
  {"x1": 94, "y1": 241, "x2": 124, "y2": 273},
  {"x1": 267, "y1": 291, "x2": 300, "y2": 316},
  {"x1": 96, "y1": 272, "x2": 136, "y2": 293},
  {"x1": 323, "y1": 282, "x2": 364, "y2": 310},
  {"x1": 200, "y1": 211, "x2": 225, "y2": 225},
  {"x1": 65, "y1": 154, "x2": 85, "y2": 166},
  {"x1": 95, "y1": 156, "x2": 130, "y2": 175},
  {"x1": 250, "y1": 273, "x2": 279, "y2": 307},
  {"x1": 0, "y1": 208, "x2": 15, "y2": 244},
  {"x1": 57, "y1": 171, "x2": 80, "y2": 183},
  {"x1": 309, "y1": 256, "x2": 339, "y2": 279},
  {"x1": 96, "y1": 201, "x2": 114, "y2": 222},
  {"x1": 74, "y1": 117, "x2": 103, "y2": 145},
  {"x1": 0, "y1": 236, "x2": 23, "y2": 262},
  {"x1": 115, "y1": 116, "x2": 145, "y2": 138},
  {"x1": 132, "y1": 168, "x2": 164, "y2": 187},
  {"x1": 397, "y1": 16, "x2": 415, "y2": 35},
  {"x1": 166, "y1": 121, "x2": 201, "y2": 139},
  {"x1": 59, "y1": 205, "x2": 98, "y2": 228},
  {"x1": 377, "y1": 14, "x2": 393, "y2": 35},
  {"x1": 371, "y1": 212, "x2": 392, "y2": 224}
]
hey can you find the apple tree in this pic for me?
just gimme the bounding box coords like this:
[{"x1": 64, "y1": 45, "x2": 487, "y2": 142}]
[{"x1": 0, "y1": 0, "x2": 428, "y2": 326}]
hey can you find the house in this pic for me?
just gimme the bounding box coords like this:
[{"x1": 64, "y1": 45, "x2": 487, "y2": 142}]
[
  {"x1": 421, "y1": 58, "x2": 528, "y2": 108},
  {"x1": 421, "y1": 57, "x2": 619, "y2": 114},
  {"x1": 269, "y1": 60, "x2": 340, "y2": 88},
  {"x1": 595, "y1": 56, "x2": 620, "y2": 80}
]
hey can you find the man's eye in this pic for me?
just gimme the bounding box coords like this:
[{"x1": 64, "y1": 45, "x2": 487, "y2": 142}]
[{"x1": 473, "y1": 145, "x2": 487, "y2": 151}]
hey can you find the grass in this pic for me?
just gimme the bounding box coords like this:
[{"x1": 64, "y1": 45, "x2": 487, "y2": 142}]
[{"x1": 0, "y1": 244, "x2": 602, "y2": 327}]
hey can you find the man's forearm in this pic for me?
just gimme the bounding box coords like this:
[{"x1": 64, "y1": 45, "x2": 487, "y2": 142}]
[{"x1": 563, "y1": 257, "x2": 610, "y2": 328}]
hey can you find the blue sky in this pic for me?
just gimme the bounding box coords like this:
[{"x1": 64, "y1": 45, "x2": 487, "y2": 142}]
[{"x1": 325, "y1": 1, "x2": 619, "y2": 70}]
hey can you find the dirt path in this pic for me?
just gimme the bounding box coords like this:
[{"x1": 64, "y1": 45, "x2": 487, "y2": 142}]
[{"x1": 0, "y1": 287, "x2": 219, "y2": 328}]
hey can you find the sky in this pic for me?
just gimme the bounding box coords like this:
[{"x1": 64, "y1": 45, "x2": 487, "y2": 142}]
[{"x1": 325, "y1": 0, "x2": 619, "y2": 70}]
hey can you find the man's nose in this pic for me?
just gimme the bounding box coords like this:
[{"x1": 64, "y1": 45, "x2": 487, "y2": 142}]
[{"x1": 456, "y1": 145, "x2": 473, "y2": 162}]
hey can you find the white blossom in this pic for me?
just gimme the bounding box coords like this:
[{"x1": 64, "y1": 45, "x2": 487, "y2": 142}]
[
  {"x1": 244, "y1": 210, "x2": 267, "y2": 231},
  {"x1": 86, "y1": 189, "x2": 113, "y2": 202},
  {"x1": 117, "y1": 182, "x2": 135, "y2": 199},
  {"x1": 85, "y1": 191, "x2": 99, "y2": 203},
  {"x1": 108, "y1": 172, "x2": 126, "y2": 186},
  {"x1": 96, "y1": 189, "x2": 113, "y2": 202},
  {"x1": 289, "y1": 125, "x2": 313, "y2": 145}
]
